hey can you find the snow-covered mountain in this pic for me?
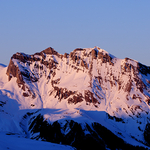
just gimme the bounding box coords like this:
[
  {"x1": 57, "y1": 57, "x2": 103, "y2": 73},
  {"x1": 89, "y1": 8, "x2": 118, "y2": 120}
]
[{"x1": 0, "y1": 46, "x2": 150, "y2": 149}]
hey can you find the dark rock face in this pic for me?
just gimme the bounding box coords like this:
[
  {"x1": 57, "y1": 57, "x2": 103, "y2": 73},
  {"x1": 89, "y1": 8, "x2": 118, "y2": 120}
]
[
  {"x1": 50, "y1": 87, "x2": 74, "y2": 101},
  {"x1": 91, "y1": 49, "x2": 97, "y2": 59},
  {"x1": 0, "y1": 101, "x2": 6, "y2": 107},
  {"x1": 11, "y1": 52, "x2": 31, "y2": 63},
  {"x1": 68, "y1": 93, "x2": 84, "y2": 104},
  {"x1": 84, "y1": 90, "x2": 98, "y2": 104},
  {"x1": 27, "y1": 113, "x2": 147, "y2": 150},
  {"x1": 144, "y1": 123, "x2": 150, "y2": 146},
  {"x1": 6, "y1": 59, "x2": 24, "y2": 85},
  {"x1": 98, "y1": 51, "x2": 114, "y2": 65}
]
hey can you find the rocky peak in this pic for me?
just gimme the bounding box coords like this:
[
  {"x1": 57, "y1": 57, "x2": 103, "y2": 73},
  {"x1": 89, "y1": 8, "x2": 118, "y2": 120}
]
[
  {"x1": 11, "y1": 52, "x2": 31, "y2": 63},
  {"x1": 42, "y1": 47, "x2": 59, "y2": 56},
  {"x1": 5, "y1": 47, "x2": 150, "y2": 114}
]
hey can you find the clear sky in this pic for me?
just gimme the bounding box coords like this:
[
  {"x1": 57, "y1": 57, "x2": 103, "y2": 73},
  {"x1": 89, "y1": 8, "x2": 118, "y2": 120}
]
[{"x1": 0, "y1": 0, "x2": 150, "y2": 66}]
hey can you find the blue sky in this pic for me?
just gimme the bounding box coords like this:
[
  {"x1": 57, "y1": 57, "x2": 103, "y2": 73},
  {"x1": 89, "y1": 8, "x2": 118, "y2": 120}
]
[{"x1": 0, "y1": 0, "x2": 150, "y2": 66}]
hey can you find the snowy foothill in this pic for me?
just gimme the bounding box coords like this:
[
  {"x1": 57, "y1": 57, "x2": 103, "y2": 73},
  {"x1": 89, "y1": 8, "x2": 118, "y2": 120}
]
[{"x1": 0, "y1": 132, "x2": 75, "y2": 150}]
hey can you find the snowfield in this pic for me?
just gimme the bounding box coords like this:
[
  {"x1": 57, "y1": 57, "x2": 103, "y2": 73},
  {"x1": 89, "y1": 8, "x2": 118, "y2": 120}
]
[{"x1": 0, "y1": 132, "x2": 74, "y2": 150}]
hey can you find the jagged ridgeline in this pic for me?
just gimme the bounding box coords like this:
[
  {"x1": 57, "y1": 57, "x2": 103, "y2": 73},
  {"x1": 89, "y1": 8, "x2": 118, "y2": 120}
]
[
  {"x1": 6, "y1": 47, "x2": 150, "y2": 108},
  {"x1": 0, "y1": 46, "x2": 150, "y2": 149}
]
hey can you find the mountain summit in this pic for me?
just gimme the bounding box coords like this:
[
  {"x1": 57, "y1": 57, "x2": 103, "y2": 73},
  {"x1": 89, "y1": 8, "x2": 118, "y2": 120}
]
[{"x1": 0, "y1": 46, "x2": 150, "y2": 149}]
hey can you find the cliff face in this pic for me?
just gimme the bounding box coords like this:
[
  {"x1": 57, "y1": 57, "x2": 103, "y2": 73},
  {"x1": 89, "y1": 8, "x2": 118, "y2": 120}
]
[
  {"x1": 3, "y1": 46, "x2": 150, "y2": 148},
  {"x1": 6, "y1": 47, "x2": 150, "y2": 113}
]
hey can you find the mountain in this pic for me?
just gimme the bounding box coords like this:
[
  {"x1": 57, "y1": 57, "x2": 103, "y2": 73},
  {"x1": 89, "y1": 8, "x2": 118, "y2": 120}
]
[{"x1": 0, "y1": 46, "x2": 150, "y2": 149}]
